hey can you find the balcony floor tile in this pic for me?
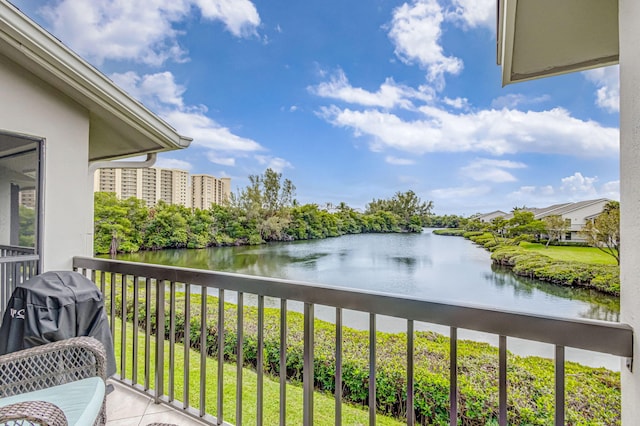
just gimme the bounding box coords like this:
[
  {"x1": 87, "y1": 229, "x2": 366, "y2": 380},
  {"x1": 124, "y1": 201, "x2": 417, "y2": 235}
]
[{"x1": 106, "y1": 380, "x2": 209, "y2": 426}]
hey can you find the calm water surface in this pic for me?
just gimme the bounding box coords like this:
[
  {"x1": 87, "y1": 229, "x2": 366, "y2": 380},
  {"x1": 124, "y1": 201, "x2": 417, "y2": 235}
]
[{"x1": 114, "y1": 230, "x2": 621, "y2": 368}]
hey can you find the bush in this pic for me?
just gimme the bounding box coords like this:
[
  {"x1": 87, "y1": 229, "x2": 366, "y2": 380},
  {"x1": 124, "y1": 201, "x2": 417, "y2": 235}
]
[
  {"x1": 432, "y1": 229, "x2": 466, "y2": 236},
  {"x1": 491, "y1": 246, "x2": 619, "y2": 295},
  {"x1": 116, "y1": 289, "x2": 621, "y2": 425}
]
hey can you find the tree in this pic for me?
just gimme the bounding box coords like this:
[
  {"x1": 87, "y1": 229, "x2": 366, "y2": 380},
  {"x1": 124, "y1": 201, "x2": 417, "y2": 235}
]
[
  {"x1": 507, "y1": 210, "x2": 546, "y2": 239},
  {"x1": 366, "y1": 190, "x2": 433, "y2": 232},
  {"x1": 94, "y1": 192, "x2": 147, "y2": 255},
  {"x1": 580, "y1": 201, "x2": 620, "y2": 264},
  {"x1": 543, "y1": 215, "x2": 568, "y2": 247},
  {"x1": 18, "y1": 206, "x2": 35, "y2": 247},
  {"x1": 488, "y1": 217, "x2": 509, "y2": 242}
]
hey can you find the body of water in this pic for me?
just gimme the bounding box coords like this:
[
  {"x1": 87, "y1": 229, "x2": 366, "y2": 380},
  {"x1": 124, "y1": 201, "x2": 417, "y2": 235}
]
[{"x1": 114, "y1": 230, "x2": 621, "y2": 369}]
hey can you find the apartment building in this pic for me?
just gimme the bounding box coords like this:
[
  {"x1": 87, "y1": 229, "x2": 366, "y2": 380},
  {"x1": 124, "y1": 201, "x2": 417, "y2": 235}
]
[
  {"x1": 191, "y1": 174, "x2": 231, "y2": 210},
  {"x1": 93, "y1": 167, "x2": 191, "y2": 208}
]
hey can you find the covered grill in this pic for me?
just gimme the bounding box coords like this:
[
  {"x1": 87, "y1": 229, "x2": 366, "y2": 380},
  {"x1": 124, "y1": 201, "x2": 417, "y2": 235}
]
[{"x1": 0, "y1": 271, "x2": 116, "y2": 377}]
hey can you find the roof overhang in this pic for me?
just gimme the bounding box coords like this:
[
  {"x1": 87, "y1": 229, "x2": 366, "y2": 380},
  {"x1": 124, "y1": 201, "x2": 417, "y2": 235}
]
[
  {"x1": 497, "y1": 0, "x2": 619, "y2": 86},
  {"x1": 0, "y1": 0, "x2": 192, "y2": 161}
]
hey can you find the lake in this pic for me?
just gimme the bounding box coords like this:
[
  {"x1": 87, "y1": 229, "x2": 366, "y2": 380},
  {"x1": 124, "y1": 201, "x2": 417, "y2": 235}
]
[{"x1": 113, "y1": 230, "x2": 621, "y2": 369}]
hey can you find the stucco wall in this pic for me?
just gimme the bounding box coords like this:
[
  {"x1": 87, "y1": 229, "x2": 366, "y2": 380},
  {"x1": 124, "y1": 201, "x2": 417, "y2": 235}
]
[
  {"x1": 0, "y1": 54, "x2": 92, "y2": 271},
  {"x1": 620, "y1": 0, "x2": 640, "y2": 423}
]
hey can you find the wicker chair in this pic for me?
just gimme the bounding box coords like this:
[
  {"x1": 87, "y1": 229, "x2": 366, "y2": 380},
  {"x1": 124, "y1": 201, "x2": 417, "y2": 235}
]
[{"x1": 0, "y1": 336, "x2": 107, "y2": 426}]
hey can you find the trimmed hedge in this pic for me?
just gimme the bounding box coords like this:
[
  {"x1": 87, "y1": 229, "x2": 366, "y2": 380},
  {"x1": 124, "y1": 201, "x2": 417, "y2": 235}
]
[
  {"x1": 435, "y1": 230, "x2": 620, "y2": 295},
  {"x1": 117, "y1": 290, "x2": 621, "y2": 425},
  {"x1": 491, "y1": 246, "x2": 620, "y2": 295},
  {"x1": 432, "y1": 229, "x2": 466, "y2": 236}
]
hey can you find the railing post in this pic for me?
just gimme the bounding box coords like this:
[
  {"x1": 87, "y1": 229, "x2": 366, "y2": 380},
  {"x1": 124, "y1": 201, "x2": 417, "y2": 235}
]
[
  {"x1": 155, "y1": 279, "x2": 165, "y2": 403},
  {"x1": 369, "y1": 313, "x2": 376, "y2": 426},
  {"x1": 450, "y1": 327, "x2": 457, "y2": 426},
  {"x1": 303, "y1": 302, "x2": 314, "y2": 425},
  {"x1": 555, "y1": 345, "x2": 565, "y2": 426},
  {"x1": 407, "y1": 320, "x2": 414, "y2": 426}
]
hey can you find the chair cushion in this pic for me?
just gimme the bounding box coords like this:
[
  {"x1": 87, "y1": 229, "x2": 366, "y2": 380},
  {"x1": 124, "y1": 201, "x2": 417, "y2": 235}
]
[{"x1": 0, "y1": 377, "x2": 105, "y2": 425}]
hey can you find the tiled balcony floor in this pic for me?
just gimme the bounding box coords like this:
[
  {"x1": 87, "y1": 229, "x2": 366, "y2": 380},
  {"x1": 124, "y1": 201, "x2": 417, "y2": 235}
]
[{"x1": 106, "y1": 380, "x2": 210, "y2": 426}]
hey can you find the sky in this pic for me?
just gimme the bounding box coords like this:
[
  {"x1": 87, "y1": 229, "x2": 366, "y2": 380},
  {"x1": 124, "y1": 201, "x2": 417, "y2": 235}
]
[{"x1": 12, "y1": 0, "x2": 620, "y2": 216}]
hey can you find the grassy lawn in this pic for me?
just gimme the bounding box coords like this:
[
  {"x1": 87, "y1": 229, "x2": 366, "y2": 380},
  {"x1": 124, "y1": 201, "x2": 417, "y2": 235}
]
[
  {"x1": 519, "y1": 242, "x2": 618, "y2": 265},
  {"x1": 112, "y1": 318, "x2": 404, "y2": 426}
]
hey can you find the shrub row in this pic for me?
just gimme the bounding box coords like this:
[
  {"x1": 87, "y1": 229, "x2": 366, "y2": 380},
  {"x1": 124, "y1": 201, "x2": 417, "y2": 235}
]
[
  {"x1": 435, "y1": 229, "x2": 620, "y2": 296},
  {"x1": 432, "y1": 229, "x2": 467, "y2": 236},
  {"x1": 491, "y1": 246, "x2": 620, "y2": 295},
  {"x1": 116, "y1": 291, "x2": 620, "y2": 425}
]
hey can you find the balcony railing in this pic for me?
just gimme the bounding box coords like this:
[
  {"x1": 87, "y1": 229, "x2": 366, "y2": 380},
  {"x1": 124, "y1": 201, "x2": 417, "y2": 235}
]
[
  {"x1": 0, "y1": 246, "x2": 39, "y2": 321},
  {"x1": 72, "y1": 256, "x2": 632, "y2": 426}
]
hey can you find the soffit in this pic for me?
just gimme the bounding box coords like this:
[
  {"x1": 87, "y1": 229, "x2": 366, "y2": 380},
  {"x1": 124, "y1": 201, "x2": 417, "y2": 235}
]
[{"x1": 498, "y1": 0, "x2": 619, "y2": 86}]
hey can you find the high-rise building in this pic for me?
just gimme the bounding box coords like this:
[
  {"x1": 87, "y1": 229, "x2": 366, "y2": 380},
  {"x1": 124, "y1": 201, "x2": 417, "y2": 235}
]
[
  {"x1": 191, "y1": 174, "x2": 231, "y2": 210},
  {"x1": 18, "y1": 188, "x2": 36, "y2": 209},
  {"x1": 93, "y1": 167, "x2": 192, "y2": 208}
]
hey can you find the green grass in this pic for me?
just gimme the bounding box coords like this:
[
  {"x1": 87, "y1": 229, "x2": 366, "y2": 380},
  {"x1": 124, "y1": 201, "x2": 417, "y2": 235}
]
[
  {"x1": 112, "y1": 318, "x2": 404, "y2": 426},
  {"x1": 519, "y1": 242, "x2": 618, "y2": 265}
]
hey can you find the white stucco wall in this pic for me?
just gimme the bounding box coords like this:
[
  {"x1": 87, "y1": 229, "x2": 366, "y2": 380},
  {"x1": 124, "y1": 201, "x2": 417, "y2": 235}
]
[
  {"x1": 619, "y1": 0, "x2": 640, "y2": 423},
  {"x1": 564, "y1": 200, "x2": 609, "y2": 230},
  {"x1": 0, "y1": 54, "x2": 93, "y2": 271}
]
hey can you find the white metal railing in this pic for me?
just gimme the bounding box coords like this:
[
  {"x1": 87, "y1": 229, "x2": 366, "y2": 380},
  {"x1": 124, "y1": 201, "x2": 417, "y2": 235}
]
[
  {"x1": 72, "y1": 256, "x2": 632, "y2": 426},
  {"x1": 0, "y1": 246, "x2": 39, "y2": 322}
]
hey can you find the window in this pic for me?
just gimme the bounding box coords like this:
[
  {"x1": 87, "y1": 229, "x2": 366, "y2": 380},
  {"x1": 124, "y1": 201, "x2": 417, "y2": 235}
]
[{"x1": 0, "y1": 131, "x2": 43, "y2": 268}]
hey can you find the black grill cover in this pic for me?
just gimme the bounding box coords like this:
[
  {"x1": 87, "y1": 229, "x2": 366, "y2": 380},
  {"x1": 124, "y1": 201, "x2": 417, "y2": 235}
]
[{"x1": 0, "y1": 271, "x2": 116, "y2": 376}]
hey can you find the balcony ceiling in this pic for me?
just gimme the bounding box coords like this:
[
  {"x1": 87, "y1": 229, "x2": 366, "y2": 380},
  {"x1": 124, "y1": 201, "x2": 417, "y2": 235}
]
[{"x1": 497, "y1": 0, "x2": 619, "y2": 86}]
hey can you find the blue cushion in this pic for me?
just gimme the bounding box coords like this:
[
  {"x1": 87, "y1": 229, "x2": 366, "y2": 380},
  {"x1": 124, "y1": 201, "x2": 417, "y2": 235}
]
[{"x1": 0, "y1": 377, "x2": 105, "y2": 425}]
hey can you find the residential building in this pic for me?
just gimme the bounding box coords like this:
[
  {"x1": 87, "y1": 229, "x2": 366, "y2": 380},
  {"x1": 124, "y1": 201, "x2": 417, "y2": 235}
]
[
  {"x1": 533, "y1": 199, "x2": 611, "y2": 241},
  {"x1": 18, "y1": 188, "x2": 35, "y2": 209},
  {"x1": 191, "y1": 174, "x2": 231, "y2": 209},
  {"x1": 475, "y1": 210, "x2": 507, "y2": 223},
  {"x1": 496, "y1": 199, "x2": 611, "y2": 242},
  {"x1": 93, "y1": 167, "x2": 191, "y2": 208}
]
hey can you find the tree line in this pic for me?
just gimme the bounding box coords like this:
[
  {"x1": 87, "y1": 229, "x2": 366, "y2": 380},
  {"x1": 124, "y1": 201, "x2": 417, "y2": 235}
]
[{"x1": 94, "y1": 169, "x2": 434, "y2": 255}]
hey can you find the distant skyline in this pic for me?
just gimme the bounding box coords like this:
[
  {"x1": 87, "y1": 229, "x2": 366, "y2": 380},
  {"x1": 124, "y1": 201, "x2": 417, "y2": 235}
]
[{"x1": 13, "y1": 0, "x2": 620, "y2": 215}]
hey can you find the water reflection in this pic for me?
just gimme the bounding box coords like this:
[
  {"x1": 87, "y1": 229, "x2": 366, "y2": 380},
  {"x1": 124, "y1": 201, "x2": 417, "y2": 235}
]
[{"x1": 113, "y1": 231, "x2": 619, "y2": 322}]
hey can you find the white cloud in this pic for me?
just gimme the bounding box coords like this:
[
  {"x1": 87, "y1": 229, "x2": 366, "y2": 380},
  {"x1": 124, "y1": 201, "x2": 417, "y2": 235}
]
[
  {"x1": 387, "y1": 0, "x2": 463, "y2": 87},
  {"x1": 309, "y1": 69, "x2": 433, "y2": 109},
  {"x1": 385, "y1": 156, "x2": 416, "y2": 165},
  {"x1": 560, "y1": 172, "x2": 599, "y2": 196},
  {"x1": 461, "y1": 158, "x2": 526, "y2": 183},
  {"x1": 319, "y1": 105, "x2": 619, "y2": 157},
  {"x1": 255, "y1": 155, "x2": 293, "y2": 172},
  {"x1": 40, "y1": 0, "x2": 260, "y2": 66},
  {"x1": 165, "y1": 109, "x2": 264, "y2": 152},
  {"x1": 490, "y1": 94, "x2": 551, "y2": 109},
  {"x1": 112, "y1": 71, "x2": 268, "y2": 168},
  {"x1": 194, "y1": 0, "x2": 260, "y2": 38},
  {"x1": 111, "y1": 71, "x2": 185, "y2": 109},
  {"x1": 430, "y1": 185, "x2": 491, "y2": 199},
  {"x1": 600, "y1": 180, "x2": 620, "y2": 200},
  {"x1": 206, "y1": 153, "x2": 236, "y2": 166},
  {"x1": 443, "y1": 97, "x2": 469, "y2": 109},
  {"x1": 448, "y1": 0, "x2": 495, "y2": 29},
  {"x1": 584, "y1": 65, "x2": 620, "y2": 113},
  {"x1": 154, "y1": 157, "x2": 193, "y2": 170},
  {"x1": 508, "y1": 173, "x2": 619, "y2": 204}
]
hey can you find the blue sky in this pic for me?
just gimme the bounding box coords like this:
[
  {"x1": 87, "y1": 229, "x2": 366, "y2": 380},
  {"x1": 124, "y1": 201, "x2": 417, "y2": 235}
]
[{"x1": 13, "y1": 0, "x2": 620, "y2": 215}]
